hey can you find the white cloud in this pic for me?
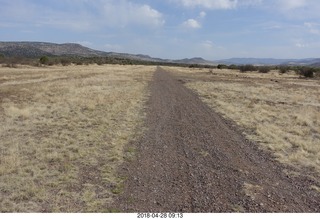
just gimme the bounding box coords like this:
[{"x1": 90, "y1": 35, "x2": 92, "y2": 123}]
[
  {"x1": 182, "y1": 11, "x2": 207, "y2": 29},
  {"x1": 304, "y1": 22, "x2": 320, "y2": 35},
  {"x1": 175, "y1": 0, "x2": 238, "y2": 9},
  {"x1": 266, "y1": 0, "x2": 320, "y2": 19},
  {"x1": 255, "y1": 21, "x2": 284, "y2": 30},
  {"x1": 292, "y1": 38, "x2": 309, "y2": 48},
  {"x1": 172, "y1": 0, "x2": 262, "y2": 9},
  {"x1": 0, "y1": 0, "x2": 165, "y2": 31},
  {"x1": 100, "y1": 2, "x2": 165, "y2": 28},
  {"x1": 199, "y1": 11, "x2": 207, "y2": 18},
  {"x1": 295, "y1": 42, "x2": 309, "y2": 48},
  {"x1": 200, "y1": 40, "x2": 224, "y2": 52},
  {"x1": 172, "y1": 0, "x2": 319, "y2": 18},
  {"x1": 277, "y1": 0, "x2": 307, "y2": 10},
  {"x1": 267, "y1": 25, "x2": 282, "y2": 30},
  {"x1": 183, "y1": 19, "x2": 201, "y2": 29},
  {"x1": 134, "y1": 4, "x2": 165, "y2": 27},
  {"x1": 238, "y1": 0, "x2": 262, "y2": 7},
  {"x1": 200, "y1": 40, "x2": 214, "y2": 49},
  {"x1": 304, "y1": 22, "x2": 314, "y2": 28}
]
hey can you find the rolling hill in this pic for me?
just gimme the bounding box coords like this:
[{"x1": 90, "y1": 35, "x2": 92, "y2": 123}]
[
  {"x1": 0, "y1": 41, "x2": 215, "y2": 65},
  {"x1": 1, "y1": 41, "x2": 319, "y2": 66},
  {"x1": 216, "y1": 58, "x2": 320, "y2": 66},
  {"x1": 0, "y1": 42, "x2": 108, "y2": 57}
]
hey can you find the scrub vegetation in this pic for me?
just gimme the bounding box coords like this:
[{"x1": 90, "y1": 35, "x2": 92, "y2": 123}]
[
  {"x1": 0, "y1": 65, "x2": 153, "y2": 212},
  {"x1": 169, "y1": 67, "x2": 320, "y2": 176}
]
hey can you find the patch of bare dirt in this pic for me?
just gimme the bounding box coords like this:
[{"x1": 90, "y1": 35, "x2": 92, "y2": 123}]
[{"x1": 113, "y1": 67, "x2": 320, "y2": 212}]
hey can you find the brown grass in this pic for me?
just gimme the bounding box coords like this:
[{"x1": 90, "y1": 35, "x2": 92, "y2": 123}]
[
  {"x1": 167, "y1": 67, "x2": 320, "y2": 175},
  {"x1": 0, "y1": 64, "x2": 153, "y2": 212}
]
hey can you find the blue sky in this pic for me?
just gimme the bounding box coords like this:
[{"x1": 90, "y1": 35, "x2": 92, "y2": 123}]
[{"x1": 1, "y1": 0, "x2": 320, "y2": 60}]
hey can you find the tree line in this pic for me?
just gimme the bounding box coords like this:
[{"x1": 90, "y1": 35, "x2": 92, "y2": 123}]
[{"x1": 0, "y1": 54, "x2": 319, "y2": 78}]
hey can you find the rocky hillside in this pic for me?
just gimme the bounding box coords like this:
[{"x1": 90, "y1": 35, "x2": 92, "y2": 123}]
[
  {"x1": 0, "y1": 42, "x2": 108, "y2": 57},
  {"x1": 0, "y1": 42, "x2": 216, "y2": 65}
]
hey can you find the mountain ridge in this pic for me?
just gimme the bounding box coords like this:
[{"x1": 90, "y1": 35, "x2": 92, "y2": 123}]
[
  {"x1": 0, "y1": 41, "x2": 319, "y2": 66},
  {"x1": 216, "y1": 57, "x2": 320, "y2": 66},
  {"x1": 0, "y1": 42, "x2": 108, "y2": 57}
]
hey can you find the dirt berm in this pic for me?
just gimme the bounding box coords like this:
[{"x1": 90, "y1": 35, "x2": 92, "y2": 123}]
[{"x1": 113, "y1": 67, "x2": 320, "y2": 212}]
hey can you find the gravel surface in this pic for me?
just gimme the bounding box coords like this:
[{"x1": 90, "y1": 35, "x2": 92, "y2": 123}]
[{"x1": 113, "y1": 67, "x2": 320, "y2": 212}]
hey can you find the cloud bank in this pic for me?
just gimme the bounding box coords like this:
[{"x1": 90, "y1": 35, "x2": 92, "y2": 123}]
[
  {"x1": 0, "y1": 0, "x2": 165, "y2": 31},
  {"x1": 174, "y1": 0, "x2": 238, "y2": 9}
]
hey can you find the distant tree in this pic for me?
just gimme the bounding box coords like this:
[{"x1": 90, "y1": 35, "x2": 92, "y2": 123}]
[
  {"x1": 279, "y1": 66, "x2": 290, "y2": 74},
  {"x1": 296, "y1": 67, "x2": 314, "y2": 78},
  {"x1": 189, "y1": 64, "x2": 198, "y2": 68},
  {"x1": 59, "y1": 58, "x2": 71, "y2": 66},
  {"x1": 0, "y1": 54, "x2": 5, "y2": 64},
  {"x1": 39, "y1": 56, "x2": 49, "y2": 65},
  {"x1": 228, "y1": 64, "x2": 238, "y2": 70},
  {"x1": 217, "y1": 64, "x2": 228, "y2": 69},
  {"x1": 239, "y1": 65, "x2": 257, "y2": 72},
  {"x1": 258, "y1": 66, "x2": 271, "y2": 73},
  {"x1": 315, "y1": 69, "x2": 320, "y2": 78}
]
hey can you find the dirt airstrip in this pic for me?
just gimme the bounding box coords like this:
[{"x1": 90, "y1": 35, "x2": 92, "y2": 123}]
[{"x1": 114, "y1": 67, "x2": 320, "y2": 212}]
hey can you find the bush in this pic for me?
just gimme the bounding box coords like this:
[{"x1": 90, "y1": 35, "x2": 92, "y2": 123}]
[
  {"x1": 75, "y1": 60, "x2": 83, "y2": 65},
  {"x1": 297, "y1": 67, "x2": 314, "y2": 78},
  {"x1": 279, "y1": 66, "x2": 290, "y2": 74},
  {"x1": 60, "y1": 58, "x2": 71, "y2": 66},
  {"x1": 217, "y1": 64, "x2": 228, "y2": 69},
  {"x1": 314, "y1": 70, "x2": 320, "y2": 78},
  {"x1": 39, "y1": 56, "x2": 49, "y2": 65},
  {"x1": 239, "y1": 65, "x2": 257, "y2": 72},
  {"x1": 228, "y1": 64, "x2": 238, "y2": 70},
  {"x1": 96, "y1": 60, "x2": 104, "y2": 65},
  {"x1": 189, "y1": 64, "x2": 200, "y2": 68},
  {"x1": 258, "y1": 66, "x2": 271, "y2": 73}
]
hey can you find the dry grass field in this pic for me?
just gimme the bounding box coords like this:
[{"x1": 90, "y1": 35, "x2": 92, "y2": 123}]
[
  {"x1": 168, "y1": 67, "x2": 320, "y2": 178},
  {"x1": 0, "y1": 64, "x2": 153, "y2": 212}
]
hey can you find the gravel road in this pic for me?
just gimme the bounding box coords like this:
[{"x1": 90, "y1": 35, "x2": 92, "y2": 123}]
[{"x1": 114, "y1": 67, "x2": 320, "y2": 212}]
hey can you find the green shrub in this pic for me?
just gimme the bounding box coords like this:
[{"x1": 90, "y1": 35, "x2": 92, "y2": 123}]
[
  {"x1": 189, "y1": 64, "x2": 199, "y2": 68},
  {"x1": 228, "y1": 64, "x2": 238, "y2": 70},
  {"x1": 239, "y1": 65, "x2": 257, "y2": 72},
  {"x1": 75, "y1": 60, "x2": 83, "y2": 65},
  {"x1": 296, "y1": 67, "x2": 314, "y2": 78},
  {"x1": 60, "y1": 58, "x2": 71, "y2": 66},
  {"x1": 217, "y1": 64, "x2": 228, "y2": 69},
  {"x1": 39, "y1": 56, "x2": 49, "y2": 65},
  {"x1": 258, "y1": 66, "x2": 271, "y2": 73},
  {"x1": 279, "y1": 66, "x2": 290, "y2": 74}
]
